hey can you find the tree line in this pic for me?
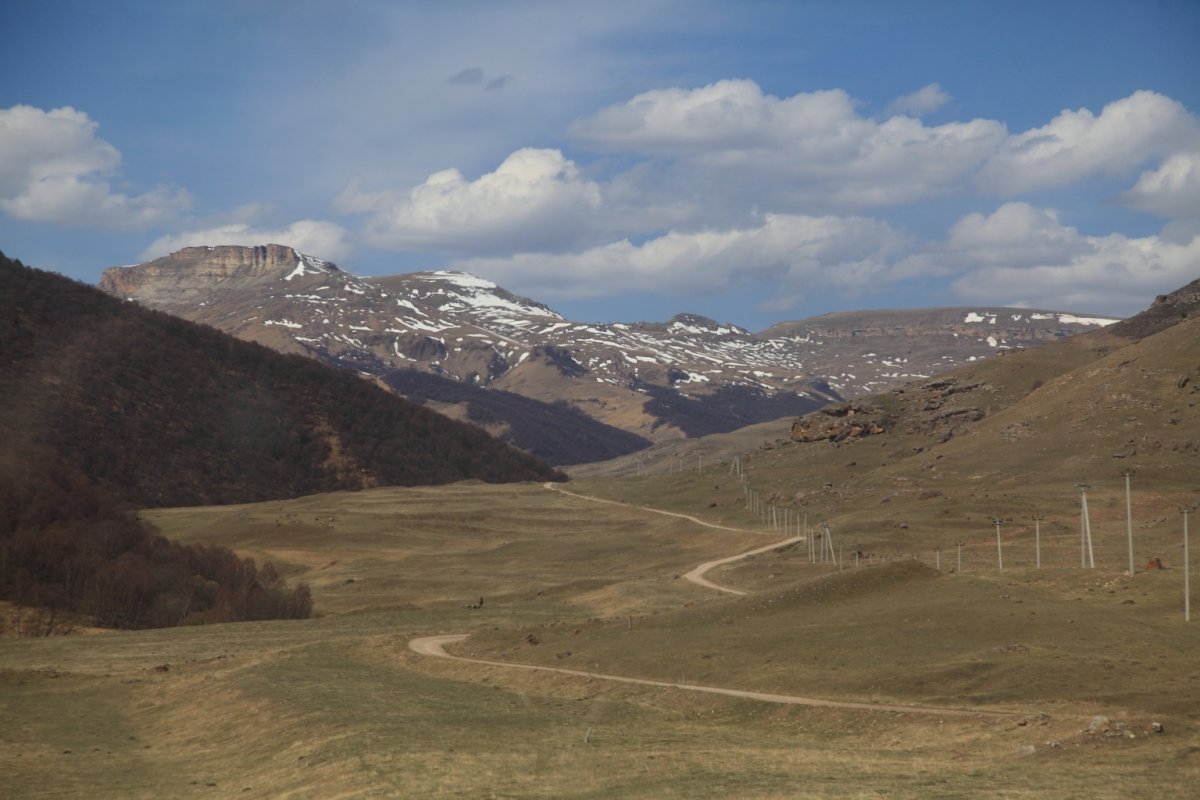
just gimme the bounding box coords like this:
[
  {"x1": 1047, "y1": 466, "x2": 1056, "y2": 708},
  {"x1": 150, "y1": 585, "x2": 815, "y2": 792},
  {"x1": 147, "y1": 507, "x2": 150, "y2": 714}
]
[{"x1": 0, "y1": 446, "x2": 311, "y2": 629}]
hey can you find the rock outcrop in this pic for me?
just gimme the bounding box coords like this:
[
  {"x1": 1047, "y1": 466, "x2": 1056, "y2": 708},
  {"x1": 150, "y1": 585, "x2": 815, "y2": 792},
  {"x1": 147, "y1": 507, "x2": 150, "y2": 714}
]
[
  {"x1": 791, "y1": 403, "x2": 890, "y2": 443},
  {"x1": 100, "y1": 245, "x2": 339, "y2": 307}
]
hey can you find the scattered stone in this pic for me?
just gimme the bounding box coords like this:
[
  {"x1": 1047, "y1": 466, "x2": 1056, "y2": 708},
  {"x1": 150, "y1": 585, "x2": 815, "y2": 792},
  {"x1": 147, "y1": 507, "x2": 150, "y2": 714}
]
[
  {"x1": 1017, "y1": 744, "x2": 1036, "y2": 756},
  {"x1": 790, "y1": 402, "x2": 889, "y2": 443},
  {"x1": 1152, "y1": 721, "x2": 1164, "y2": 733},
  {"x1": 1087, "y1": 715, "x2": 1110, "y2": 734}
]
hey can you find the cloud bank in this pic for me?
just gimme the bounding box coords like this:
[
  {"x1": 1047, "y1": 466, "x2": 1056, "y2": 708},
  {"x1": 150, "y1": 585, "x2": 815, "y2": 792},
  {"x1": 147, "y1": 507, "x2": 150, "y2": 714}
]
[
  {"x1": 10, "y1": 74, "x2": 1198, "y2": 320},
  {"x1": 327, "y1": 82, "x2": 1198, "y2": 315},
  {"x1": 0, "y1": 105, "x2": 188, "y2": 228}
]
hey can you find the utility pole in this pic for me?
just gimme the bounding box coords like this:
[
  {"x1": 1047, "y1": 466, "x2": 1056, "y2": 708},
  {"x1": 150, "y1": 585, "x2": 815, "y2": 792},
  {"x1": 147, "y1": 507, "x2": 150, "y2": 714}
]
[
  {"x1": 1077, "y1": 482, "x2": 1095, "y2": 568},
  {"x1": 993, "y1": 517, "x2": 1003, "y2": 571},
  {"x1": 1032, "y1": 513, "x2": 1044, "y2": 569},
  {"x1": 1124, "y1": 470, "x2": 1135, "y2": 575},
  {"x1": 956, "y1": 539, "x2": 964, "y2": 573},
  {"x1": 806, "y1": 512, "x2": 814, "y2": 563},
  {"x1": 1184, "y1": 505, "x2": 1193, "y2": 623}
]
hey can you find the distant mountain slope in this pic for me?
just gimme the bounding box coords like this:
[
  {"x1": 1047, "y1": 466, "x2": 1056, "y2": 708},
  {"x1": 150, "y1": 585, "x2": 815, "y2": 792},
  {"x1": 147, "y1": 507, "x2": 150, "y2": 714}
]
[
  {"x1": 1106, "y1": 275, "x2": 1200, "y2": 340},
  {"x1": 100, "y1": 245, "x2": 1119, "y2": 445},
  {"x1": 715, "y1": 275, "x2": 1200, "y2": 555},
  {"x1": 378, "y1": 368, "x2": 652, "y2": 465},
  {"x1": 1, "y1": 251, "x2": 563, "y2": 509}
]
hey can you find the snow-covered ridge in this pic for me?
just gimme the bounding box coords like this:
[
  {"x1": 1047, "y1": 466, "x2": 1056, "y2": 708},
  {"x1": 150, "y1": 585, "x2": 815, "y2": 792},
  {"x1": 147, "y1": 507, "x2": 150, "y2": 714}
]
[
  {"x1": 1032, "y1": 313, "x2": 1117, "y2": 327},
  {"x1": 966, "y1": 310, "x2": 1118, "y2": 327},
  {"x1": 416, "y1": 270, "x2": 564, "y2": 320},
  {"x1": 100, "y1": 246, "x2": 1125, "y2": 412}
]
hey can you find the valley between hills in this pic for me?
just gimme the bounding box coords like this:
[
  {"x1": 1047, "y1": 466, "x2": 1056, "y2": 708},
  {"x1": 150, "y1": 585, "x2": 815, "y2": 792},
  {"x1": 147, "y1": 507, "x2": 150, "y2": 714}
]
[
  {"x1": 2, "y1": 251, "x2": 1198, "y2": 798},
  {"x1": 3, "y1": 478, "x2": 1197, "y2": 798}
]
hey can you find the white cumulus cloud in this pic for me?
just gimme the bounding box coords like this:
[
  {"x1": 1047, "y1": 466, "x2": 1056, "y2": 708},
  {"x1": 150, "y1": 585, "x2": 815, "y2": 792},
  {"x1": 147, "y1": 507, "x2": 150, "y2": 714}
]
[
  {"x1": 569, "y1": 82, "x2": 1200, "y2": 219},
  {"x1": 896, "y1": 202, "x2": 1200, "y2": 314},
  {"x1": 979, "y1": 91, "x2": 1200, "y2": 194},
  {"x1": 1120, "y1": 151, "x2": 1200, "y2": 221},
  {"x1": 336, "y1": 147, "x2": 603, "y2": 254},
  {"x1": 0, "y1": 104, "x2": 188, "y2": 228},
  {"x1": 885, "y1": 83, "x2": 951, "y2": 117},
  {"x1": 141, "y1": 219, "x2": 351, "y2": 262},
  {"x1": 569, "y1": 79, "x2": 1006, "y2": 209},
  {"x1": 452, "y1": 213, "x2": 911, "y2": 307}
]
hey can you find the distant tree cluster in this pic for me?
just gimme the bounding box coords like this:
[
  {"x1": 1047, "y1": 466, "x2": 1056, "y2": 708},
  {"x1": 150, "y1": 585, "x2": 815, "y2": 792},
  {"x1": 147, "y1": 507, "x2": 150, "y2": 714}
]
[{"x1": 0, "y1": 446, "x2": 311, "y2": 629}]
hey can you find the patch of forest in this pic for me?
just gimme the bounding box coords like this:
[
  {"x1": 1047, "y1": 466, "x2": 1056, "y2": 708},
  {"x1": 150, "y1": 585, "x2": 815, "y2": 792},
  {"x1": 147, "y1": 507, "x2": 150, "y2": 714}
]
[{"x1": 0, "y1": 446, "x2": 311, "y2": 630}]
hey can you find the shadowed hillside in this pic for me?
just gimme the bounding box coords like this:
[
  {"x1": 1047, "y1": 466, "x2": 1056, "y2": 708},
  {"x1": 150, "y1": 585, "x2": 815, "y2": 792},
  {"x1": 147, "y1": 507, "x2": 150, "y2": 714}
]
[
  {"x1": 379, "y1": 367, "x2": 652, "y2": 465},
  {"x1": 1, "y1": 252, "x2": 564, "y2": 510}
]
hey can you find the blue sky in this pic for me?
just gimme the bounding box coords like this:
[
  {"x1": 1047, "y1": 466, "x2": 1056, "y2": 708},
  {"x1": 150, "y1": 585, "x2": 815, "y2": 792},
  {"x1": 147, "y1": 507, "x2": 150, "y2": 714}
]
[{"x1": 2, "y1": 0, "x2": 1198, "y2": 329}]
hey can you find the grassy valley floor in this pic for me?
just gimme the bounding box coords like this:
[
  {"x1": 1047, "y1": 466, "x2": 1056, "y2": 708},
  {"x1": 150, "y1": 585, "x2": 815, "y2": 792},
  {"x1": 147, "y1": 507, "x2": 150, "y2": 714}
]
[{"x1": 1, "y1": 481, "x2": 1197, "y2": 798}]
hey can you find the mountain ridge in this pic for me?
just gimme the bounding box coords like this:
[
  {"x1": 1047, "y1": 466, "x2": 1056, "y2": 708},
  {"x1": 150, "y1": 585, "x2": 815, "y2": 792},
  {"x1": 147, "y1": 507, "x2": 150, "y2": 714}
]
[{"x1": 100, "y1": 245, "x2": 1122, "y2": 449}]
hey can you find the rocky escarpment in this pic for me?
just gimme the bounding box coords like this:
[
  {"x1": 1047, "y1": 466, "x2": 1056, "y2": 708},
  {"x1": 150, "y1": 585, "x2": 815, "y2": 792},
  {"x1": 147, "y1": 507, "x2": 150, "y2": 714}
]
[
  {"x1": 791, "y1": 375, "x2": 992, "y2": 447},
  {"x1": 100, "y1": 245, "x2": 340, "y2": 308},
  {"x1": 1107, "y1": 275, "x2": 1200, "y2": 340}
]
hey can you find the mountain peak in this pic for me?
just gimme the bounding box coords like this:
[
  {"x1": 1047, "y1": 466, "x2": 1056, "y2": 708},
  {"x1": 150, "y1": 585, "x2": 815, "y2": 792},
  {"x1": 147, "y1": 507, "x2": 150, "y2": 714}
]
[
  {"x1": 407, "y1": 270, "x2": 564, "y2": 320},
  {"x1": 667, "y1": 313, "x2": 746, "y2": 336},
  {"x1": 100, "y1": 244, "x2": 341, "y2": 301}
]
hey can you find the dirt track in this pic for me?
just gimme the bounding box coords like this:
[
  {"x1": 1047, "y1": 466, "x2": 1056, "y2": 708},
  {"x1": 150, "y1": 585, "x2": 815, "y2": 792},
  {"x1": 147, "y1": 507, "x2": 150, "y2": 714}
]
[
  {"x1": 408, "y1": 487, "x2": 1013, "y2": 718},
  {"x1": 543, "y1": 482, "x2": 801, "y2": 595},
  {"x1": 408, "y1": 633, "x2": 1005, "y2": 718}
]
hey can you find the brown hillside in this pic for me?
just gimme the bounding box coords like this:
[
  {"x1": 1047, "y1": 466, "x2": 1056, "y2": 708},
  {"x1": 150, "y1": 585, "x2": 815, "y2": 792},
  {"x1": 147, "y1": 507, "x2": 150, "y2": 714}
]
[
  {"x1": 737, "y1": 311, "x2": 1200, "y2": 556},
  {"x1": 577, "y1": 282, "x2": 1198, "y2": 568},
  {"x1": 1, "y1": 252, "x2": 563, "y2": 509}
]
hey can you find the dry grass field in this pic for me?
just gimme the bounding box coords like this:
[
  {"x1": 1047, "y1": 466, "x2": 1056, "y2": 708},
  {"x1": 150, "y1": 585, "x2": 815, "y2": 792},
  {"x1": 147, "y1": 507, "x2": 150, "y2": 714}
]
[{"x1": 2, "y1": 476, "x2": 1198, "y2": 798}]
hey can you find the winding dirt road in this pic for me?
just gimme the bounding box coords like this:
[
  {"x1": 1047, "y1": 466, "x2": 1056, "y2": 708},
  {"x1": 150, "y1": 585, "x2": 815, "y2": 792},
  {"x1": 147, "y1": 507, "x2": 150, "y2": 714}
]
[
  {"x1": 544, "y1": 482, "x2": 801, "y2": 595},
  {"x1": 408, "y1": 486, "x2": 1013, "y2": 719},
  {"x1": 408, "y1": 634, "x2": 1003, "y2": 718}
]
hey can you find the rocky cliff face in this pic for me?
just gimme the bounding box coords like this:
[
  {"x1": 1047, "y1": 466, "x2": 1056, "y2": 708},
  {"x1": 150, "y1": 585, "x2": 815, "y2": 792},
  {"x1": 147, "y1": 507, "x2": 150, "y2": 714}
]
[
  {"x1": 100, "y1": 245, "x2": 340, "y2": 308},
  {"x1": 1107, "y1": 276, "x2": 1200, "y2": 340}
]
